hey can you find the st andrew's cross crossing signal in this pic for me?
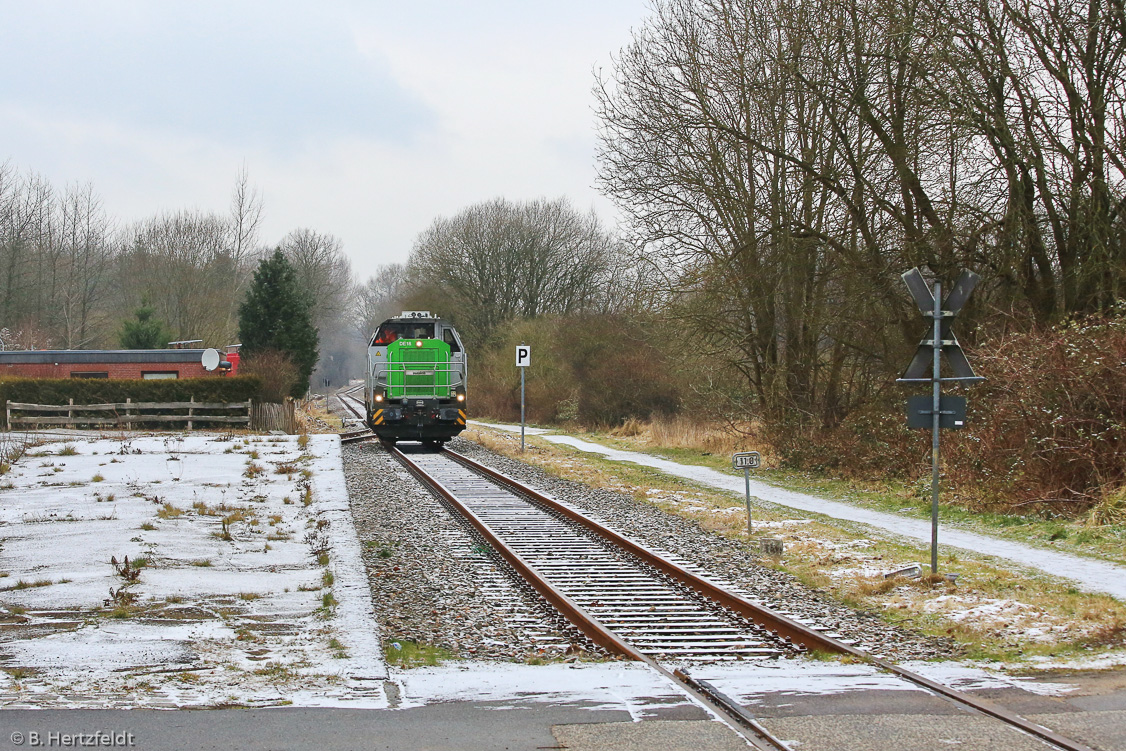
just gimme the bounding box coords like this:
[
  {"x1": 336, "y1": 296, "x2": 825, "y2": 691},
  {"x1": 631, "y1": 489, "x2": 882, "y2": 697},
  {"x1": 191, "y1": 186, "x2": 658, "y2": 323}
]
[
  {"x1": 896, "y1": 267, "x2": 984, "y2": 576},
  {"x1": 899, "y1": 267, "x2": 983, "y2": 384}
]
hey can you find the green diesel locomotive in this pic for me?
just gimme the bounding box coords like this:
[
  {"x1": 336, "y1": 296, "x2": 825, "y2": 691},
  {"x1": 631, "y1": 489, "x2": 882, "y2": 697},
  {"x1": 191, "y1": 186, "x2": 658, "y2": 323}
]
[{"x1": 364, "y1": 311, "x2": 467, "y2": 444}]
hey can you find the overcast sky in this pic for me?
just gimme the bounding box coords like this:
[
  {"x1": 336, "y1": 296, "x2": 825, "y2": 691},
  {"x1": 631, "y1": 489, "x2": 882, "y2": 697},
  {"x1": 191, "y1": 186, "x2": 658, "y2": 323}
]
[{"x1": 0, "y1": 0, "x2": 648, "y2": 281}]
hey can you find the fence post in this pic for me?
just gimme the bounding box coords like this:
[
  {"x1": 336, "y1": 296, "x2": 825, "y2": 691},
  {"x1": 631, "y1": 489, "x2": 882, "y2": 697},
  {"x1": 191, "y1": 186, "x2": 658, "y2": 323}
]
[
  {"x1": 125, "y1": 397, "x2": 132, "y2": 431},
  {"x1": 68, "y1": 398, "x2": 74, "y2": 430},
  {"x1": 5, "y1": 404, "x2": 9, "y2": 432},
  {"x1": 187, "y1": 395, "x2": 194, "y2": 431}
]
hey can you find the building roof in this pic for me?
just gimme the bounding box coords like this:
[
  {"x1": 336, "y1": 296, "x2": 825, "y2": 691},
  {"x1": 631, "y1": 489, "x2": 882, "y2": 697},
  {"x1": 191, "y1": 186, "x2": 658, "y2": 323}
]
[{"x1": 0, "y1": 349, "x2": 216, "y2": 365}]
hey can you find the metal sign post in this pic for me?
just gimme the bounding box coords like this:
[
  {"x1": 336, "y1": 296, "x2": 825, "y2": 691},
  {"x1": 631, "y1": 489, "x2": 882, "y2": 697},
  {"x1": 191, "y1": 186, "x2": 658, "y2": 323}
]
[
  {"x1": 897, "y1": 268, "x2": 984, "y2": 575},
  {"x1": 732, "y1": 452, "x2": 760, "y2": 536},
  {"x1": 516, "y1": 344, "x2": 531, "y2": 452},
  {"x1": 929, "y1": 281, "x2": 942, "y2": 577}
]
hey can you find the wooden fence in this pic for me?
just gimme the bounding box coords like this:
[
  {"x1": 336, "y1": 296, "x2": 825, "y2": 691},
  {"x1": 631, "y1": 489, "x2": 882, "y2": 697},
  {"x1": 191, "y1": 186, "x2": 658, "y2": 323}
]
[
  {"x1": 5, "y1": 398, "x2": 252, "y2": 431},
  {"x1": 250, "y1": 400, "x2": 296, "y2": 434}
]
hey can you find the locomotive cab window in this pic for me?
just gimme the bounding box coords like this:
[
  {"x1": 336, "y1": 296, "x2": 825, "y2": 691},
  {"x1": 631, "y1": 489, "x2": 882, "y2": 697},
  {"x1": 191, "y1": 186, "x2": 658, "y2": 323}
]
[
  {"x1": 443, "y1": 329, "x2": 461, "y2": 352},
  {"x1": 372, "y1": 322, "x2": 435, "y2": 345}
]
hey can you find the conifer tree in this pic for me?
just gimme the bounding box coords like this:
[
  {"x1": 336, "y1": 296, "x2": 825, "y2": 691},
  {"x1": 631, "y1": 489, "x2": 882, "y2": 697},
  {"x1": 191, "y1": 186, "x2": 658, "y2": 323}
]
[
  {"x1": 118, "y1": 301, "x2": 171, "y2": 349},
  {"x1": 238, "y1": 249, "x2": 319, "y2": 397}
]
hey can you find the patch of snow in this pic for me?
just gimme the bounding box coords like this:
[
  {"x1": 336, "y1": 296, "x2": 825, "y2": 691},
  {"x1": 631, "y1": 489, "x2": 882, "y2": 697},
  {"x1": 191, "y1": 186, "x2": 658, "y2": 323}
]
[
  {"x1": 699, "y1": 658, "x2": 1079, "y2": 702},
  {"x1": 902, "y1": 661, "x2": 1078, "y2": 696},
  {"x1": 1016, "y1": 652, "x2": 1126, "y2": 671},
  {"x1": 468, "y1": 420, "x2": 553, "y2": 436},
  {"x1": 748, "y1": 519, "x2": 813, "y2": 527},
  {"x1": 0, "y1": 432, "x2": 386, "y2": 708},
  {"x1": 697, "y1": 658, "x2": 924, "y2": 701},
  {"x1": 397, "y1": 662, "x2": 693, "y2": 718},
  {"x1": 309, "y1": 437, "x2": 387, "y2": 681}
]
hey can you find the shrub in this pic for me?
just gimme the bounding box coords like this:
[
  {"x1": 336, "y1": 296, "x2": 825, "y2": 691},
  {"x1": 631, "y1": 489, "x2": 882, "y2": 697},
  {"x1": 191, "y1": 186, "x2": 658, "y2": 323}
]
[
  {"x1": 770, "y1": 312, "x2": 1126, "y2": 515},
  {"x1": 0, "y1": 376, "x2": 263, "y2": 428},
  {"x1": 472, "y1": 314, "x2": 680, "y2": 426},
  {"x1": 947, "y1": 314, "x2": 1126, "y2": 512},
  {"x1": 239, "y1": 350, "x2": 298, "y2": 403}
]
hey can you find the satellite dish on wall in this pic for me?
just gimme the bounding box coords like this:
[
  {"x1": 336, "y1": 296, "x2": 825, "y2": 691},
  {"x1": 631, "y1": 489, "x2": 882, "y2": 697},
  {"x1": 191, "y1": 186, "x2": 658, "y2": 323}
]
[{"x1": 201, "y1": 348, "x2": 221, "y2": 371}]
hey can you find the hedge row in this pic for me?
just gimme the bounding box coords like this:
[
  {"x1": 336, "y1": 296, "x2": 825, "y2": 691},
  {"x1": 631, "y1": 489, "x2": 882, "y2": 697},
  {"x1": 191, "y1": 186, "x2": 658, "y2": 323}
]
[
  {"x1": 769, "y1": 313, "x2": 1126, "y2": 515},
  {"x1": 0, "y1": 376, "x2": 264, "y2": 428}
]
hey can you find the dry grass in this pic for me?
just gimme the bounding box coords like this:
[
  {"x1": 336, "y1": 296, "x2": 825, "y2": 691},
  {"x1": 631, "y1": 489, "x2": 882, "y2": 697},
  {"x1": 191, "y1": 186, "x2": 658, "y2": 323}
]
[
  {"x1": 605, "y1": 414, "x2": 781, "y2": 467},
  {"x1": 156, "y1": 503, "x2": 183, "y2": 519},
  {"x1": 192, "y1": 500, "x2": 218, "y2": 516},
  {"x1": 648, "y1": 415, "x2": 761, "y2": 455},
  {"x1": 223, "y1": 509, "x2": 248, "y2": 524},
  {"x1": 1087, "y1": 486, "x2": 1126, "y2": 526},
  {"x1": 297, "y1": 398, "x2": 344, "y2": 433}
]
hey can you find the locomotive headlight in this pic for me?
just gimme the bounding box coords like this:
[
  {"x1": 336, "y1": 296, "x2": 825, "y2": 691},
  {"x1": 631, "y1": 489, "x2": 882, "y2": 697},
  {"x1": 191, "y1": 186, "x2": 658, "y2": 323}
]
[
  {"x1": 375, "y1": 393, "x2": 383, "y2": 402},
  {"x1": 457, "y1": 393, "x2": 465, "y2": 402},
  {"x1": 415, "y1": 340, "x2": 423, "y2": 347}
]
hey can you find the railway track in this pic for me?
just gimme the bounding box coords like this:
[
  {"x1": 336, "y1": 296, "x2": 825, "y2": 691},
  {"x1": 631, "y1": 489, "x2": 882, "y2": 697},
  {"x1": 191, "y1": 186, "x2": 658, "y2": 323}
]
[
  {"x1": 335, "y1": 387, "x2": 377, "y2": 444},
  {"x1": 370, "y1": 438, "x2": 1096, "y2": 751},
  {"x1": 402, "y1": 446, "x2": 785, "y2": 661},
  {"x1": 327, "y1": 386, "x2": 1094, "y2": 750}
]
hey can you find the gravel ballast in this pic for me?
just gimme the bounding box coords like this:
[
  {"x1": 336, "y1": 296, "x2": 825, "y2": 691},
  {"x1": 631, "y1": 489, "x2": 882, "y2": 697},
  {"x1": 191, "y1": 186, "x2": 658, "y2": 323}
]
[
  {"x1": 342, "y1": 430, "x2": 958, "y2": 663},
  {"x1": 343, "y1": 441, "x2": 581, "y2": 662},
  {"x1": 447, "y1": 437, "x2": 959, "y2": 661}
]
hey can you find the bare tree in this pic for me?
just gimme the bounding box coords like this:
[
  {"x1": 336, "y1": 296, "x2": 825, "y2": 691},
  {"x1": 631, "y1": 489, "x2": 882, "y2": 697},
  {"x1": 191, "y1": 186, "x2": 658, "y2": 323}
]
[
  {"x1": 407, "y1": 197, "x2": 618, "y2": 344},
  {"x1": 53, "y1": 183, "x2": 113, "y2": 348},
  {"x1": 938, "y1": 0, "x2": 1126, "y2": 320},
  {"x1": 596, "y1": 0, "x2": 1126, "y2": 423},
  {"x1": 276, "y1": 229, "x2": 357, "y2": 389},
  {"x1": 230, "y1": 164, "x2": 264, "y2": 267},
  {"x1": 278, "y1": 228, "x2": 351, "y2": 331},
  {"x1": 596, "y1": 0, "x2": 887, "y2": 421},
  {"x1": 0, "y1": 159, "x2": 363, "y2": 359},
  {"x1": 356, "y1": 263, "x2": 408, "y2": 337},
  {"x1": 117, "y1": 210, "x2": 242, "y2": 346},
  {"x1": 0, "y1": 166, "x2": 53, "y2": 329}
]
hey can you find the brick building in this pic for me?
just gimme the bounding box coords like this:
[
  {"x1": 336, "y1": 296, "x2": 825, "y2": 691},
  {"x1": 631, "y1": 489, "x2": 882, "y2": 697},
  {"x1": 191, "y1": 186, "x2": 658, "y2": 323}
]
[{"x1": 0, "y1": 350, "x2": 233, "y2": 380}]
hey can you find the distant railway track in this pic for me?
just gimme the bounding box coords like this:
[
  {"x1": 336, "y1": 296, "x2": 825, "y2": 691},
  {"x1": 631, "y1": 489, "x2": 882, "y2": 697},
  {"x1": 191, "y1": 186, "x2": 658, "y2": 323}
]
[
  {"x1": 335, "y1": 387, "x2": 376, "y2": 444},
  {"x1": 375, "y1": 439, "x2": 1096, "y2": 751}
]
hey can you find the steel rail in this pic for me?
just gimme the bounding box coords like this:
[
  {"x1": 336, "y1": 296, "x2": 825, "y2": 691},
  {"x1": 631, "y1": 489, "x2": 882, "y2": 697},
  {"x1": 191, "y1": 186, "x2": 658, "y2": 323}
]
[
  {"x1": 334, "y1": 391, "x2": 379, "y2": 444},
  {"x1": 388, "y1": 443, "x2": 793, "y2": 751},
  {"x1": 439, "y1": 446, "x2": 1097, "y2": 751},
  {"x1": 341, "y1": 431, "x2": 377, "y2": 445},
  {"x1": 336, "y1": 391, "x2": 366, "y2": 419}
]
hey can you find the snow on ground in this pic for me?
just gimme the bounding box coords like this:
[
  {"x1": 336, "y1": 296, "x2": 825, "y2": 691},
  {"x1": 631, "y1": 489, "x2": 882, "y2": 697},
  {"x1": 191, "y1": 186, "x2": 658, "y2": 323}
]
[
  {"x1": 0, "y1": 432, "x2": 386, "y2": 708},
  {"x1": 396, "y1": 662, "x2": 695, "y2": 717},
  {"x1": 697, "y1": 657, "x2": 1078, "y2": 703},
  {"x1": 470, "y1": 421, "x2": 1126, "y2": 602}
]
